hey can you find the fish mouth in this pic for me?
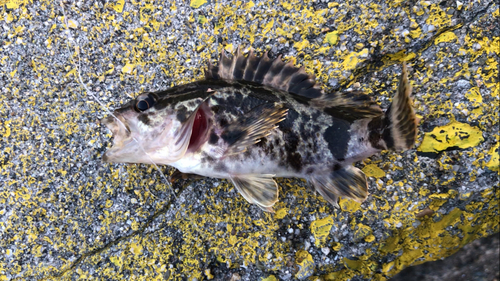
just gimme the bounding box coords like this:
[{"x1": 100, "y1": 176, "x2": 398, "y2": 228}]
[{"x1": 100, "y1": 115, "x2": 135, "y2": 163}]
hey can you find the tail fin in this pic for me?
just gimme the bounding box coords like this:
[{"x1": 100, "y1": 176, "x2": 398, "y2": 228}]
[{"x1": 382, "y1": 64, "x2": 418, "y2": 151}]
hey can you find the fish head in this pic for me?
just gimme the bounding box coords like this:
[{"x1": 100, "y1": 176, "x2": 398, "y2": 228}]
[{"x1": 101, "y1": 92, "x2": 188, "y2": 165}]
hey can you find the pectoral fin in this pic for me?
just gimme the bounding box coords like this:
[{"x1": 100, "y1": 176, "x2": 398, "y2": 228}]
[
  {"x1": 310, "y1": 166, "x2": 368, "y2": 206},
  {"x1": 222, "y1": 104, "x2": 288, "y2": 156},
  {"x1": 230, "y1": 174, "x2": 279, "y2": 212}
]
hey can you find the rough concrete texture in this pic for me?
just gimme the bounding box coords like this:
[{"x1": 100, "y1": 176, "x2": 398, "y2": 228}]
[
  {"x1": 391, "y1": 232, "x2": 499, "y2": 281},
  {"x1": 0, "y1": 0, "x2": 498, "y2": 280}
]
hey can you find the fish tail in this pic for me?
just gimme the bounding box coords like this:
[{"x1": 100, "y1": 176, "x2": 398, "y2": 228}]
[{"x1": 378, "y1": 63, "x2": 418, "y2": 151}]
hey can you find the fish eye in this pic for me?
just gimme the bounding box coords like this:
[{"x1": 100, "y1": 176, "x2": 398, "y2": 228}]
[{"x1": 134, "y1": 93, "x2": 157, "y2": 112}]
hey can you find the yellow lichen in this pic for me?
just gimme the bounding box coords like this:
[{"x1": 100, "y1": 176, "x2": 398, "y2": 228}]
[
  {"x1": 418, "y1": 121, "x2": 484, "y2": 153},
  {"x1": 190, "y1": 0, "x2": 207, "y2": 9},
  {"x1": 486, "y1": 143, "x2": 499, "y2": 172},
  {"x1": 362, "y1": 164, "x2": 386, "y2": 178},
  {"x1": 324, "y1": 31, "x2": 339, "y2": 45},
  {"x1": 310, "y1": 216, "x2": 334, "y2": 247},
  {"x1": 295, "y1": 250, "x2": 315, "y2": 279},
  {"x1": 434, "y1": 31, "x2": 458, "y2": 44}
]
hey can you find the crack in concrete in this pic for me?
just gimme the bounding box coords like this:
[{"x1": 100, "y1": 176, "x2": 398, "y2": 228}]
[
  {"x1": 34, "y1": 181, "x2": 191, "y2": 280},
  {"x1": 331, "y1": 1, "x2": 494, "y2": 92}
]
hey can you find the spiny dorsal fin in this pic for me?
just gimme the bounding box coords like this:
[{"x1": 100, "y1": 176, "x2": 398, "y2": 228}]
[
  {"x1": 206, "y1": 47, "x2": 383, "y2": 120},
  {"x1": 206, "y1": 47, "x2": 323, "y2": 99}
]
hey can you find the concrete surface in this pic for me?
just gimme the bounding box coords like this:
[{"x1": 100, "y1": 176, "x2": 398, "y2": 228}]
[
  {"x1": 391, "y1": 232, "x2": 499, "y2": 281},
  {"x1": 0, "y1": 0, "x2": 498, "y2": 280}
]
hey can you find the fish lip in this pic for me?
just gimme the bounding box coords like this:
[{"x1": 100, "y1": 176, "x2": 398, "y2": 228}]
[
  {"x1": 100, "y1": 116, "x2": 115, "y2": 128},
  {"x1": 102, "y1": 138, "x2": 136, "y2": 163},
  {"x1": 100, "y1": 114, "x2": 135, "y2": 163},
  {"x1": 100, "y1": 115, "x2": 123, "y2": 136}
]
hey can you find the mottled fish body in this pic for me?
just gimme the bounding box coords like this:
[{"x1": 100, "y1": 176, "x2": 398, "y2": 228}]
[{"x1": 102, "y1": 48, "x2": 417, "y2": 211}]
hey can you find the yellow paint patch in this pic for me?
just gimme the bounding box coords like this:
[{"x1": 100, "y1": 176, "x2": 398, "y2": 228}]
[
  {"x1": 261, "y1": 275, "x2": 278, "y2": 281},
  {"x1": 130, "y1": 241, "x2": 143, "y2": 256},
  {"x1": 105, "y1": 199, "x2": 113, "y2": 208},
  {"x1": 342, "y1": 49, "x2": 369, "y2": 70},
  {"x1": 339, "y1": 198, "x2": 361, "y2": 213},
  {"x1": 110, "y1": 256, "x2": 123, "y2": 268},
  {"x1": 365, "y1": 234, "x2": 375, "y2": 243},
  {"x1": 386, "y1": 50, "x2": 416, "y2": 61},
  {"x1": 418, "y1": 121, "x2": 484, "y2": 153},
  {"x1": 293, "y1": 39, "x2": 310, "y2": 51},
  {"x1": 324, "y1": 31, "x2": 339, "y2": 45},
  {"x1": 295, "y1": 250, "x2": 315, "y2": 279},
  {"x1": 67, "y1": 19, "x2": 78, "y2": 29},
  {"x1": 311, "y1": 216, "x2": 334, "y2": 247},
  {"x1": 465, "y1": 87, "x2": 483, "y2": 105},
  {"x1": 486, "y1": 143, "x2": 499, "y2": 172},
  {"x1": 122, "y1": 63, "x2": 135, "y2": 74},
  {"x1": 354, "y1": 224, "x2": 372, "y2": 242},
  {"x1": 343, "y1": 257, "x2": 362, "y2": 270},
  {"x1": 244, "y1": 1, "x2": 255, "y2": 9},
  {"x1": 362, "y1": 164, "x2": 386, "y2": 178},
  {"x1": 263, "y1": 19, "x2": 274, "y2": 35},
  {"x1": 204, "y1": 269, "x2": 214, "y2": 279},
  {"x1": 382, "y1": 261, "x2": 395, "y2": 273},
  {"x1": 6, "y1": 0, "x2": 22, "y2": 9},
  {"x1": 190, "y1": 0, "x2": 207, "y2": 9},
  {"x1": 224, "y1": 43, "x2": 234, "y2": 52},
  {"x1": 434, "y1": 31, "x2": 458, "y2": 44},
  {"x1": 113, "y1": 0, "x2": 125, "y2": 13},
  {"x1": 275, "y1": 208, "x2": 288, "y2": 219}
]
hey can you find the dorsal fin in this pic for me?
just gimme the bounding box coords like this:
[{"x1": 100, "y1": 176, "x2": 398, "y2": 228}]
[
  {"x1": 311, "y1": 90, "x2": 383, "y2": 121},
  {"x1": 205, "y1": 47, "x2": 323, "y2": 99},
  {"x1": 205, "y1": 47, "x2": 383, "y2": 121}
]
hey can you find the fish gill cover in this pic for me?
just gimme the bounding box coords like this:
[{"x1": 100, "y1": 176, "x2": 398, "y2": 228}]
[{"x1": 0, "y1": 0, "x2": 498, "y2": 280}]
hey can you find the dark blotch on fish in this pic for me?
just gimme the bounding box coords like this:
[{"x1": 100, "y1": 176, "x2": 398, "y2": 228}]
[
  {"x1": 138, "y1": 114, "x2": 151, "y2": 126},
  {"x1": 221, "y1": 128, "x2": 246, "y2": 146},
  {"x1": 209, "y1": 132, "x2": 219, "y2": 145},
  {"x1": 324, "y1": 121, "x2": 351, "y2": 161}
]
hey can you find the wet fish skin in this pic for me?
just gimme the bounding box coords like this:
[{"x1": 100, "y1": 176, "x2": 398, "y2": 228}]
[{"x1": 102, "y1": 48, "x2": 417, "y2": 211}]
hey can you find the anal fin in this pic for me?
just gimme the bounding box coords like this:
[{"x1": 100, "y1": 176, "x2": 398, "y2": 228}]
[
  {"x1": 221, "y1": 104, "x2": 287, "y2": 156},
  {"x1": 310, "y1": 166, "x2": 368, "y2": 207},
  {"x1": 230, "y1": 174, "x2": 279, "y2": 212}
]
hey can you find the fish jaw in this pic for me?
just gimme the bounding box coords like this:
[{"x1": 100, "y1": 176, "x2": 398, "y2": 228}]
[{"x1": 101, "y1": 107, "x2": 188, "y2": 165}]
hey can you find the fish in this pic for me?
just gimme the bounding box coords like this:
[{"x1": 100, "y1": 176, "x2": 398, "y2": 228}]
[{"x1": 101, "y1": 48, "x2": 418, "y2": 212}]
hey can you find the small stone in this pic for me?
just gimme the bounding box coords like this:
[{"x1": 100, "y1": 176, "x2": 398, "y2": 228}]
[
  {"x1": 304, "y1": 241, "x2": 311, "y2": 251},
  {"x1": 321, "y1": 247, "x2": 330, "y2": 255},
  {"x1": 456, "y1": 80, "x2": 470, "y2": 89}
]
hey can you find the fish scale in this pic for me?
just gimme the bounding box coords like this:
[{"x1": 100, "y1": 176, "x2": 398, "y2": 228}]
[{"x1": 102, "y1": 48, "x2": 418, "y2": 212}]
